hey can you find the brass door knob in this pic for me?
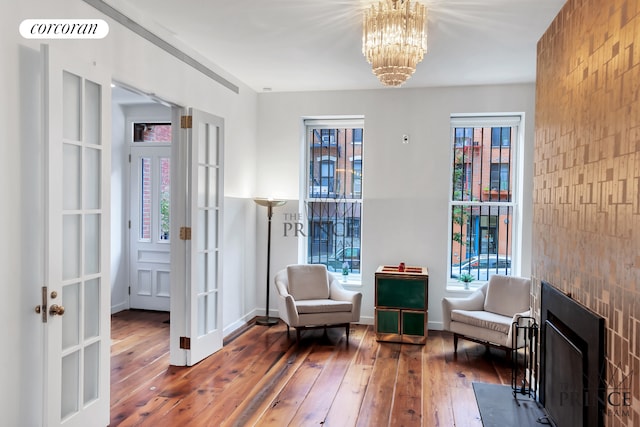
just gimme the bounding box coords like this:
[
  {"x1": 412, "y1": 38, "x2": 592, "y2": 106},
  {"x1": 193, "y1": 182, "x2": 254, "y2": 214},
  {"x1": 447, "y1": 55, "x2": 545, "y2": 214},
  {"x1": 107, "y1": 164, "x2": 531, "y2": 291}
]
[{"x1": 49, "y1": 304, "x2": 65, "y2": 316}]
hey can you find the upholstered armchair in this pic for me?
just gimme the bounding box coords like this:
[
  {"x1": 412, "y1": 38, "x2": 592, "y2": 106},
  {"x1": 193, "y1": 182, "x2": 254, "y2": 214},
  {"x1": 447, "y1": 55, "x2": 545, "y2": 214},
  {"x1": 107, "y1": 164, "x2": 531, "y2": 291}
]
[
  {"x1": 441, "y1": 275, "x2": 531, "y2": 357},
  {"x1": 274, "y1": 264, "x2": 362, "y2": 342}
]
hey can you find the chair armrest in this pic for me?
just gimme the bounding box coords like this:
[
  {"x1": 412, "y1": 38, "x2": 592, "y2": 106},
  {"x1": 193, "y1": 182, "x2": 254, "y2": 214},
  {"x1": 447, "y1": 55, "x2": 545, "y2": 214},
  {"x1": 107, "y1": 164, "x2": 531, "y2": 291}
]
[
  {"x1": 329, "y1": 280, "x2": 359, "y2": 301},
  {"x1": 444, "y1": 288, "x2": 486, "y2": 311},
  {"x1": 276, "y1": 293, "x2": 299, "y2": 326},
  {"x1": 274, "y1": 270, "x2": 299, "y2": 326},
  {"x1": 329, "y1": 279, "x2": 362, "y2": 323},
  {"x1": 441, "y1": 289, "x2": 485, "y2": 331}
]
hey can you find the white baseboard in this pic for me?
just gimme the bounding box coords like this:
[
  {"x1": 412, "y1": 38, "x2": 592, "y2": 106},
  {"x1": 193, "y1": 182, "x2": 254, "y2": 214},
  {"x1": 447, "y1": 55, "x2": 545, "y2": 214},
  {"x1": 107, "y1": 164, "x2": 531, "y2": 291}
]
[
  {"x1": 428, "y1": 321, "x2": 444, "y2": 331},
  {"x1": 357, "y1": 315, "x2": 374, "y2": 325},
  {"x1": 223, "y1": 311, "x2": 257, "y2": 337},
  {"x1": 111, "y1": 301, "x2": 129, "y2": 314}
]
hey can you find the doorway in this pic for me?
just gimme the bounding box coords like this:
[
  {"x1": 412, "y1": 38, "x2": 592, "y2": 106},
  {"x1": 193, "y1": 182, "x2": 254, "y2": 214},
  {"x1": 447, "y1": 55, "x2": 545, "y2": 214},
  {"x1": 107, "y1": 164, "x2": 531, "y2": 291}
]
[
  {"x1": 129, "y1": 129, "x2": 172, "y2": 311},
  {"x1": 112, "y1": 85, "x2": 172, "y2": 312},
  {"x1": 111, "y1": 85, "x2": 225, "y2": 367}
]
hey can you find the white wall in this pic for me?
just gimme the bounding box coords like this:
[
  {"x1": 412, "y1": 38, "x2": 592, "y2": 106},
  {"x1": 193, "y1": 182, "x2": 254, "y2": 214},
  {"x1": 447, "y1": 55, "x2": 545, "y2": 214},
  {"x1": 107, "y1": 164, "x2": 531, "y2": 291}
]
[
  {"x1": 2, "y1": 0, "x2": 258, "y2": 424},
  {"x1": 256, "y1": 84, "x2": 536, "y2": 328}
]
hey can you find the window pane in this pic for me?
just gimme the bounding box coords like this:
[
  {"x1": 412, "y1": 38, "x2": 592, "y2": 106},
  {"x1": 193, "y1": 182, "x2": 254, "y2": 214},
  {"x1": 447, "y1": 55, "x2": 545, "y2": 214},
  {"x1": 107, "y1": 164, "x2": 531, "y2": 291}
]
[
  {"x1": 84, "y1": 214, "x2": 100, "y2": 275},
  {"x1": 353, "y1": 159, "x2": 362, "y2": 197},
  {"x1": 305, "y1": 123, "x2": 363, "y2": 276},
  {"x1": 84, "y1": 79, "x2": 101, "y2": 146},
  {"x1": 450, "y1": 205, "x2": 513, "y2": 281},
  {"x1": 133, "y1": 122, "x2": 171, "y2": 143},
  {"x1": 139, "y1": 158, "x2": 151, "y2": 241},
  {"x1": 63, "y1": 143, "x2": 81, "y2": 210},
  {"x1": 63, "y1": 71, "x2": 81, "y2": 141},
  {"x1": 306, "y1": 200, "x2": 362, "y2": 273},
  {"x1": 84, "y1": 147, "x2": 101, "y2": 209},
  {"x1": 353, "y1": 128, "x2": 363, "y2": 143},
  {"x1": 450, "y1": 119, "x2": 518, "y2": 283},
  {"x1": 83, "y1": 342, "x2": 100, "y2": 405},
  {"x1": 159, "y1": 157, "x2": 170, "y2": 241}
]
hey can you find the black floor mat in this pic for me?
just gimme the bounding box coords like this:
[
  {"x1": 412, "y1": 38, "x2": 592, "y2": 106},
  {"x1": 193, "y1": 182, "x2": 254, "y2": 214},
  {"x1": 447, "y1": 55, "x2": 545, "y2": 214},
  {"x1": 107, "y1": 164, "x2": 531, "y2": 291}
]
[{"x1": 473, "y1": 382, "x2": 550, "y2": 426}]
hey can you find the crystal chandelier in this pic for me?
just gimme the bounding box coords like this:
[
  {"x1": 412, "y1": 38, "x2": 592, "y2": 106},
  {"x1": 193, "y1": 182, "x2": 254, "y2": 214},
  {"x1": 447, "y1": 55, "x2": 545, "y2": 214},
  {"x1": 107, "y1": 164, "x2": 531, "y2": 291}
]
[{"x1": 362, "y1": 0, "x2": 427, "y2": 87}]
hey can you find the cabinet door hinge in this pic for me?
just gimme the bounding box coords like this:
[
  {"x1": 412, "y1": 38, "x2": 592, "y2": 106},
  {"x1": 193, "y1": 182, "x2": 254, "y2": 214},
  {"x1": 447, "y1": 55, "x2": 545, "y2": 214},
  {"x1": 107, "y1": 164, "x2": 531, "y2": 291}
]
[
  {"x1": 181, "y1": 115, "x2": 192, "y2": 129},
  {"x1": 179, "y1": 226, "x2": 192, "y2": 240},
  {"x1": 179, "y1": 337, "x2": 191, "y2": 349}
]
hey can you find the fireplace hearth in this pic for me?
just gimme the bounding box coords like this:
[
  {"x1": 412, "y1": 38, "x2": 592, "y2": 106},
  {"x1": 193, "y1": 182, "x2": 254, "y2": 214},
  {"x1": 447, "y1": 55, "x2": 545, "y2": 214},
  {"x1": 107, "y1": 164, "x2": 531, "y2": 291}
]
[{"x1": 540, "y1": 281, "x2": 605, "y2": 427}]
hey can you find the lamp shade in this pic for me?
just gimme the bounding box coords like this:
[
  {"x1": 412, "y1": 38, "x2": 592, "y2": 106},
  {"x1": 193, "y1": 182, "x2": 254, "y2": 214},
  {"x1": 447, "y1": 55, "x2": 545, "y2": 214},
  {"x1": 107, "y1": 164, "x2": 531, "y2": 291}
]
[{"x1": 253, "y1": 198, "x2": 287, "y2": 208}]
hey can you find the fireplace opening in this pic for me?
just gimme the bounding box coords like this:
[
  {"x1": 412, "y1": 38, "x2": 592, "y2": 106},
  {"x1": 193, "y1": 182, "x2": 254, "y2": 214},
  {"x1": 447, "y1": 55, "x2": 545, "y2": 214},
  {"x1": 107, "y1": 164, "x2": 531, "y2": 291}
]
[
  {"x1": 545, "y1": 319, "x2": 585, "y2": 426},
  {"x1": 540, "y1": 281, "x2": 605, "y2": 427}
]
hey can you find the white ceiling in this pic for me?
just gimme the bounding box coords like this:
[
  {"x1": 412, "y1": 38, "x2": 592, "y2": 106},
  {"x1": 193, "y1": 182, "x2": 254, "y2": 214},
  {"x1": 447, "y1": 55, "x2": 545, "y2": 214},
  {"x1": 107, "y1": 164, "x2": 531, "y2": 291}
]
[{"x1": 107, "y1": 0, "x2": 566, "y2": 93}]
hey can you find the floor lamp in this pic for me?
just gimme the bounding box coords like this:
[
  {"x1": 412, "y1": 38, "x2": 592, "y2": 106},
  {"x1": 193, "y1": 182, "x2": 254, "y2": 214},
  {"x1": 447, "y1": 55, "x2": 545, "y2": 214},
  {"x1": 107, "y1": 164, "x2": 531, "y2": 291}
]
[{"x1": 254, "y1": 198, "x2": 287, "y2": 326}]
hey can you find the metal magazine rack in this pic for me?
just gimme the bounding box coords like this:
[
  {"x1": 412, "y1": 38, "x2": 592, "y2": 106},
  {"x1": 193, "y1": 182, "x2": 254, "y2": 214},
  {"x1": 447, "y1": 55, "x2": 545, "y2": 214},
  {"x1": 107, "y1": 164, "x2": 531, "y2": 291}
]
[{"x1": 511, "y1": 316, "x2": 538, "y2": 403}]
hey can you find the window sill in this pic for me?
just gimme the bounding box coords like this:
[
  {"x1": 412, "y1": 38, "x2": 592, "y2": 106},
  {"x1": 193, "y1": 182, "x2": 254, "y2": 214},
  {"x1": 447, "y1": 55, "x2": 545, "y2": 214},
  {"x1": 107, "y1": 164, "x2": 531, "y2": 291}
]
[
  {"x1": 331, "y1": 273, "x2": 362, "y2": 287},
  {"x1": 446, "y1": 281, "x2": 486, "y2": 293}
]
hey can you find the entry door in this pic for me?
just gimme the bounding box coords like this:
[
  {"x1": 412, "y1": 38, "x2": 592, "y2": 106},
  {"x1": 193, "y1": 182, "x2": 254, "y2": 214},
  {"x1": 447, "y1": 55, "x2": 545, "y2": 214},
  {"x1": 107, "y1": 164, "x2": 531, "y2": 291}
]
[
  {"x1": 129, "y1": 145, "x2": 171, "y2": 311},
  {"x1": 42, "y1": 45, "x2": 111, "y2": 426},
  {"x1": 170, "y1": 108, "x2": 224, "y2": 366}
]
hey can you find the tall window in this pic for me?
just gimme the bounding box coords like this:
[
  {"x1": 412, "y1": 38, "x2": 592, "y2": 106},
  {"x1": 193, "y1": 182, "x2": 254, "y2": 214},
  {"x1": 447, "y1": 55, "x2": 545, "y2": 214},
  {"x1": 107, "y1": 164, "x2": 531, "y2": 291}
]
[
  {"x1": 449, "y1": 116, "x2": 520, "y2": 285},
  {"x1": 304, "y1": 119, "x2": 364, "y2": 280}
]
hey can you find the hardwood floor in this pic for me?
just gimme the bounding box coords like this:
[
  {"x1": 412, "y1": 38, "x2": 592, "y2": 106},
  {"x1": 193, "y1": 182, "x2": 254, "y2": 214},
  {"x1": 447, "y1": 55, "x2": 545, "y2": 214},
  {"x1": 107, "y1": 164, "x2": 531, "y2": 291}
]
[{"x1": 110, "y1": 310, "x2": 513, "y2": 426}]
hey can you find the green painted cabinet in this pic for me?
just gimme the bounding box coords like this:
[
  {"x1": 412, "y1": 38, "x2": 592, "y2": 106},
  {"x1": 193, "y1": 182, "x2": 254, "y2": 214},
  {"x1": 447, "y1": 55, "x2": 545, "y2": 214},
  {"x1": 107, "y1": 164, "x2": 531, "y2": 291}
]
[{"x1": 375, "y1": 265, "x2": 429, "y2": 344}]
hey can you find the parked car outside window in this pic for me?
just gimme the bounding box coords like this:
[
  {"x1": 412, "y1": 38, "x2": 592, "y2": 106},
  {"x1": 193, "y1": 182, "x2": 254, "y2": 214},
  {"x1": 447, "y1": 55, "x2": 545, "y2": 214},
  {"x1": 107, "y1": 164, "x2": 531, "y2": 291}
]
[
  {"x1": 450, "y1": 254, "x2": 511, "y2": 281},
  {"x1": 326, "y1": 247, "x2": 360, "y2": 273}
]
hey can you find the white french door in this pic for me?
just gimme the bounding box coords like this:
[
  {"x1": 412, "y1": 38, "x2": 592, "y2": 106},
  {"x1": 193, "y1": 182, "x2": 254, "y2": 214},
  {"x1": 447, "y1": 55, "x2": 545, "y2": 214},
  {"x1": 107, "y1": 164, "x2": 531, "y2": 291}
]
[
  {"x1": 42, "y1": 45, "x2": 111, "y2": 426},
  {"x1": 129, "y1": 145, "x2": 171, "y2": 311},
  {"x1": 170, "y1": 108, "x2": 224, "y2": 366}
]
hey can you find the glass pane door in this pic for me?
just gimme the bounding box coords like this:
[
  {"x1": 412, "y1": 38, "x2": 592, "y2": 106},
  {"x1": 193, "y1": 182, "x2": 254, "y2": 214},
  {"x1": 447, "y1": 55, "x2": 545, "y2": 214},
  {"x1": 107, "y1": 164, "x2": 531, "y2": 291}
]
[{"x1": 44, "y1": 43, "x2": 110, "y2": 427}]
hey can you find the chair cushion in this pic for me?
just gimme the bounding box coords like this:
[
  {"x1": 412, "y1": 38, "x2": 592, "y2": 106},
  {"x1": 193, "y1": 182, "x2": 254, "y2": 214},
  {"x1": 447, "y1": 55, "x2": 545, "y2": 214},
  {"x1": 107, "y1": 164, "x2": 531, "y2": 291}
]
[
  {"x1": 295, "y1": 299, "x2": 353, "y2": 314},
  {"x1": 287, "y1": 264, "x2": 330, "y2": 300},
  {"x1": 483, "y1": 275, "x2": 530, "y2": 317},
  {"x1": 451, "y1": 309, "x2": 512, "y2": 335}
]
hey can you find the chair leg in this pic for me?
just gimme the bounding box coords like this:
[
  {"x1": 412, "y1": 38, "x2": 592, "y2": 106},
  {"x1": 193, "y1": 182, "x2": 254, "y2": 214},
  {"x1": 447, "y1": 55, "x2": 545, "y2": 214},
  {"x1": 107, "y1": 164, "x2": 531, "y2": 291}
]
[
  {"x1": 346, "y1": 324, "x2": 350, "y2": 342},
  {"x1": 453, "y1": 333, "x2": 459, "y2": 353}
]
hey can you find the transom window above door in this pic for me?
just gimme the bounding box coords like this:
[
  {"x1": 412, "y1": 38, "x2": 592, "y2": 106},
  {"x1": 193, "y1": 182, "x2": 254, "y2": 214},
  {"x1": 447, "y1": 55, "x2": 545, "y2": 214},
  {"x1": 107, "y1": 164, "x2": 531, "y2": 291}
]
[{"x1": 133, "y1": 122, "x2": 172, "y2": 143}]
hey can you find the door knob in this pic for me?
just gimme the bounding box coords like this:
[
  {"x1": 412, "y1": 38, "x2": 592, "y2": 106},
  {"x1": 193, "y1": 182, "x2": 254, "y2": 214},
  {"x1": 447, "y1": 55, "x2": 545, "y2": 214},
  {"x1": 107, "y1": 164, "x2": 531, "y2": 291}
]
[{"x1": 49, "y1": 304, "x2": 65, "y2": 316}]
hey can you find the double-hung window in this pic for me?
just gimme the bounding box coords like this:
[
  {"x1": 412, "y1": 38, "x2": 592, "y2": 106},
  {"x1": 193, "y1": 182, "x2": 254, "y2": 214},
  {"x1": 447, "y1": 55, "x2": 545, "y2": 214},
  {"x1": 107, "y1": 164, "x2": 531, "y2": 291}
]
[
  {"x1": 448, "y1": 115, "x2": 522, "y2": 286},
  {"x1": 303, "y1": 118, "x2": 364, "y2": 282}
]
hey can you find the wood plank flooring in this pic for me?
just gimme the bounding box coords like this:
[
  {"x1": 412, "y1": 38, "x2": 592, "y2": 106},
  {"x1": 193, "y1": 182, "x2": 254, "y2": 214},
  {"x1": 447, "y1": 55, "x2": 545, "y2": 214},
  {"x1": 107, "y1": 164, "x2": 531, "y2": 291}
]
[{"x1": 110, "y1": 310, "x2": 513, "y2": 426}]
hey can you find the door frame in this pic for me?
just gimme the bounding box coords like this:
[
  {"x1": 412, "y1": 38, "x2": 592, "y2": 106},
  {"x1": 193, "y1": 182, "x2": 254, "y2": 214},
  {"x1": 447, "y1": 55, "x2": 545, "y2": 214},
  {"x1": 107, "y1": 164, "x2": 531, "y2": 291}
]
[{"x1": 112, "y1": 84, "x2": 225, "y2": 366}]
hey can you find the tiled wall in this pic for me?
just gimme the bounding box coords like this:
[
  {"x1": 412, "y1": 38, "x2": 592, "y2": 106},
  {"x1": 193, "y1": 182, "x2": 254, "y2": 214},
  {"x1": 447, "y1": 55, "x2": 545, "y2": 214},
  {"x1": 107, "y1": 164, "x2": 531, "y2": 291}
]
[{"x1": 534, "y1": 0, "x2": 639, "y2": 425}]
